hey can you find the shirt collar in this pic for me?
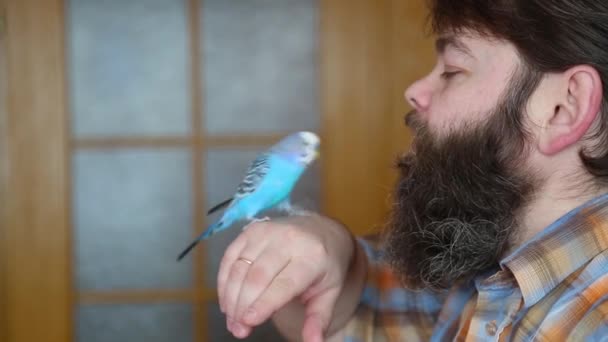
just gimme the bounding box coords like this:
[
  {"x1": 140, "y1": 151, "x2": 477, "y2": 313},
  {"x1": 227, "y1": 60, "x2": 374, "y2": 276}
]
[{"x1": 500, "y1": 192, "x2": 608, "y2": 308}]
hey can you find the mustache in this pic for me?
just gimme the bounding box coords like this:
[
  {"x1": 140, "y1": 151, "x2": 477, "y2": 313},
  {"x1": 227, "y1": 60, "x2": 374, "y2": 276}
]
[{"x1": 404, "y1": 110, "x2": 423, "y2": 131}]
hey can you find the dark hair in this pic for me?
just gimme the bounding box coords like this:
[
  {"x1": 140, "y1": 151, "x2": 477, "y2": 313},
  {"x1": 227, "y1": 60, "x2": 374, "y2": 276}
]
[{"x1": 427, "y1": 0, "x2": 608, "y2": 181}]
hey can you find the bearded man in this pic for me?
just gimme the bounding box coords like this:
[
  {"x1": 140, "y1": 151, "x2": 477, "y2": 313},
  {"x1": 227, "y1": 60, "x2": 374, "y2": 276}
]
[{"x1": 216, "y1": 1, "x2": 608, "y2": 340}]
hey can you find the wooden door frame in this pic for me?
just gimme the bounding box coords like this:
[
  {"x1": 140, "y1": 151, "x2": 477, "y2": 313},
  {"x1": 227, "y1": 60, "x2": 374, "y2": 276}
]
[
  {"x1": 0, "y1": 0, "x2": 72, "y2": 341},
  {"x1": 0, "y1": 0, "x2": 7, "y2": 341}
]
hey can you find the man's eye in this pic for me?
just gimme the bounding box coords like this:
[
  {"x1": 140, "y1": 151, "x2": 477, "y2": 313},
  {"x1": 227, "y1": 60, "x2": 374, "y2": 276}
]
[{"x1": 441, "y1": 71, "x2": 460, "y2": 80}]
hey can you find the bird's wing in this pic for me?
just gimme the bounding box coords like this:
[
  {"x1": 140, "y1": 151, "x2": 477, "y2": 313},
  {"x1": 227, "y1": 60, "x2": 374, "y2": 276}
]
[
  {"x1": 206, "y1": 197, "x2": 233, "y2": 215},
  {"x1": 233, "y1": 153, "x2": 271, "y2": 201}
]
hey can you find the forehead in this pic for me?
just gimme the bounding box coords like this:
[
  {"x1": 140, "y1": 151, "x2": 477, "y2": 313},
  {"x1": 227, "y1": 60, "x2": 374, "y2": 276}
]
[
  {"x1": 435, "y1": 35, "x2": 475, "y2": 58},
  {"x1": 435, "y1": 31, "x2": 518, "y2": 62}
]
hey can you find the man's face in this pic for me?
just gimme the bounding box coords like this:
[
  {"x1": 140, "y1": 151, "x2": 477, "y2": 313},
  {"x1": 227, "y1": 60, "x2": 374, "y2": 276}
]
[
  {"x1": 383, "y1": 32, "x2": 541, "y2": 290},
  {"x1": 405, "y1": 33, "x2": 522, "y2": 136}
]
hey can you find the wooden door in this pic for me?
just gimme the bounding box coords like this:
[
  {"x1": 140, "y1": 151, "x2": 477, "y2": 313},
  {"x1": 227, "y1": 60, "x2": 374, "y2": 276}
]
[{"x1": 0, "y1": 0, "x2": 434, "y2": 341}]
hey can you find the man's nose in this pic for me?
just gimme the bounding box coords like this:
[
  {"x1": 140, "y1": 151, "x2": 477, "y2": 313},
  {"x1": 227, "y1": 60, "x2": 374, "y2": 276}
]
[{"x1": 404, "y1": 77, "x2": 432, "y2": 113}]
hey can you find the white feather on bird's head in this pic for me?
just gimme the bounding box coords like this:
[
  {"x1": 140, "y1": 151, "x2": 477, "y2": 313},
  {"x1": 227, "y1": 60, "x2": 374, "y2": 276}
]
[{"x1": 271, "y1": 131, "x2": 320, "y2": 165}]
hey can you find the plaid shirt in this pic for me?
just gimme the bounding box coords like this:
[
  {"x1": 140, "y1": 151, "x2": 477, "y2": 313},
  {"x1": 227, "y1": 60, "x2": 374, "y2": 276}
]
[{"x1": 342, "y1": 193, "x2": 608, "y2": 341}]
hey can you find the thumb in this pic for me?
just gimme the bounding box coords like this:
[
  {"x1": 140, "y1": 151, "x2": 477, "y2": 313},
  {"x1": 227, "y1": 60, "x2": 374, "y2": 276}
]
[{"x1": 301, "y1": 287, "x2": 341, "y2": 342}]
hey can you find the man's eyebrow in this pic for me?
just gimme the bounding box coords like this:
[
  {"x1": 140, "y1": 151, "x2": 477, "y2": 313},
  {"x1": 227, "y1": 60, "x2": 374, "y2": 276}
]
[{"x1": 435, "y1": 36, "x2": 474, "y2": 58}]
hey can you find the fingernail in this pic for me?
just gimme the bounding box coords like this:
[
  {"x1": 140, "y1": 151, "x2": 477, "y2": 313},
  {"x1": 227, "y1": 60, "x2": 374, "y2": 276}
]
[
  {"x1": 243, "y1": 308, "x2": 257, "y2": 323},
  {"x1": 233, "y1": 322, "x2": 246, "y2": 338}
]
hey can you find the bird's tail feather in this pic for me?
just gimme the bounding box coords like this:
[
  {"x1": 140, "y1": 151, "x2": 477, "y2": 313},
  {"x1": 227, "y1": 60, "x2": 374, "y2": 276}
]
[{"x1": 176, "y1": 222, "x2": 219, "y2": 261}]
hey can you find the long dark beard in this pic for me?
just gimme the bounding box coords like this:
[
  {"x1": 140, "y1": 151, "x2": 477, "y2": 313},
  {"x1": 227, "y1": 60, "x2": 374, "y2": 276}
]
[{"x1": 383, "y1": 68, "x2": 542, "y2": 290}]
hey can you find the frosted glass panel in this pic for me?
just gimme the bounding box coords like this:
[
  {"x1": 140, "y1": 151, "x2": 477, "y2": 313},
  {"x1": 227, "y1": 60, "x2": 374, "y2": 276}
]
[
  {"x1": 203, "y1": 148, "x2": 320, "y2": 287},
  {"x1": 208, "y1": 302, "x2": 285, "y2": 342},
  {"x1": 67, "y1": 0, "x2": 190, "y2": 137},
  {"x1": 77, "y1": 304, "x2": 193, "y2": 342},
  {"x1": 73, "y1": 149, "x2": 193, "y2": 290},
  {"x1": 202, "y1": 0, "x2": 319, "y2": 134}
]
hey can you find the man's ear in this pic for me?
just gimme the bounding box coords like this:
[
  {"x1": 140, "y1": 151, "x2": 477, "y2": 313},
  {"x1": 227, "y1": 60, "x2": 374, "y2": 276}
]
[{"x1": 538, "y1": 65, "x2": 603, "y2": 156}]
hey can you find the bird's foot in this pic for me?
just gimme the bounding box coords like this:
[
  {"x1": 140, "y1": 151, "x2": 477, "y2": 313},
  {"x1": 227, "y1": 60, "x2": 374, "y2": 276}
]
[
  {"x1": 278, "y1": 202, "x2": 309, "y2": 216},
  {"x1": 281, "y1": 204, "x2": 313, "y2": 217},
  {"x1": 288, "y1": 207, "x2": 313, "y2": 216},
  {"x1": 242, "y1": 216, "x2": 271, "y2": 230},
  {"x1": 252, "y1": 216, "x2": 271, "y2": 223}
]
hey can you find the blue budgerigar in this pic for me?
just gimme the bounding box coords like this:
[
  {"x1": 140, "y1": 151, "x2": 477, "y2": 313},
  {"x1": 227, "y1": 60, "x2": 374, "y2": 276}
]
[{"x1": 176, "y1": 131, "x2": 320, "y2": 261}]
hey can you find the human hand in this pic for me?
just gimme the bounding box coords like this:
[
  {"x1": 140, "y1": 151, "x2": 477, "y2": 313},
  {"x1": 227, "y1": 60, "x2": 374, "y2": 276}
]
[{"x1": 217, "y1": 214, "x2": 355, "y2": 341}]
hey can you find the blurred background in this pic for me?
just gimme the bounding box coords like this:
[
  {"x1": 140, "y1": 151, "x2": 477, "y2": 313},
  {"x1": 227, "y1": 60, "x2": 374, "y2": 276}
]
[{"x1": 0, "y1": 0, "x2": 434, "y2": 341}]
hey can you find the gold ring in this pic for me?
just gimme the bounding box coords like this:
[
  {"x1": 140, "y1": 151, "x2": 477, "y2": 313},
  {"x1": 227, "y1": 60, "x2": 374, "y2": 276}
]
[{"x1": 237, "y1": 257, "x2": 253, "y2": 265}]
